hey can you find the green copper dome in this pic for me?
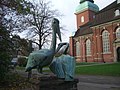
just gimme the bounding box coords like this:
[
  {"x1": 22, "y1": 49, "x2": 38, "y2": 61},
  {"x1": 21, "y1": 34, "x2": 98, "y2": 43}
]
[{"x1": 75, "y1": 1, "x2": 99, "y2": 14}]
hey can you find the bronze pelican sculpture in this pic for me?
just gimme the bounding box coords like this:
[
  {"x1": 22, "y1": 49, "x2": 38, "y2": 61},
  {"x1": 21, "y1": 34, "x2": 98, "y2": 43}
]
[
  {"x1": 49, "y1": 43, "x2": 76, "y2": 81},
  {"x1": 25, "y1": 18, "x2": 62, "y2": 73}
]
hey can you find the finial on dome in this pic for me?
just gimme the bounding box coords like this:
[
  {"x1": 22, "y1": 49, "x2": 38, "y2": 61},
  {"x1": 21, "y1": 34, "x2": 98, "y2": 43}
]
[{"x1": 80, "y1": 0, "x2": 94, "y2": 4}]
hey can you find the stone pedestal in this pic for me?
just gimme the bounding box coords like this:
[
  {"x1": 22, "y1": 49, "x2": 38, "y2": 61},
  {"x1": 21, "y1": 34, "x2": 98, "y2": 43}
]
[{"x1": 39, "y1": 76, "x2": 79, "y2": 90}]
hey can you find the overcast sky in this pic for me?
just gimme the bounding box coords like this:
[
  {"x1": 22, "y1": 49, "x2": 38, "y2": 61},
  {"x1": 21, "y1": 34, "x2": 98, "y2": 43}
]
[{"x1": 50, "y1": 0, "x2": 116, "y2": 42}]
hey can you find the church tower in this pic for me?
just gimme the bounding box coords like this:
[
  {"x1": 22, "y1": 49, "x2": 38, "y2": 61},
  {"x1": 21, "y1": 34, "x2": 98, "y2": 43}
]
[{"x1": 75, "y1": 0, "x2": 99, "y2": 29}]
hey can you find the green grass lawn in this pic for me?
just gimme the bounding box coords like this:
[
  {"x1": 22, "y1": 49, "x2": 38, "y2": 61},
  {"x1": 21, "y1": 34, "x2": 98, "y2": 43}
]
[{"x1": 75, "y1": 62, "x2": 120, "y2": 76}]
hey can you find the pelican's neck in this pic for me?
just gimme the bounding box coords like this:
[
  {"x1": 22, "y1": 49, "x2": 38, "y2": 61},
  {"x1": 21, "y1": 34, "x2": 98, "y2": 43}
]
[{"x1": 50, "y1": 31, "x2": 56, "y2": 53}]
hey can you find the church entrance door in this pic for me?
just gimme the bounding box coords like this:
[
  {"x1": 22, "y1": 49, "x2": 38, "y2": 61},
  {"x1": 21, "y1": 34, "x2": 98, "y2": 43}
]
[{"x1": 117, "y1": 47, "x2": 120, "y2": 62}]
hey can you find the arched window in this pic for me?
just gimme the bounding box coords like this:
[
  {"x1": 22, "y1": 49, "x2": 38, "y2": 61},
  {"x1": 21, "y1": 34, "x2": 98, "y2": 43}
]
[
  {"x1": 117, "y1": 0, "x2": 120, "y2": 4},
  {"x1": 102, "y1": 30, "x2": 110, "y2": 53},
  {"x1": 116, "y1": 27, "x2": 120, "y2": 38},
  {"x1": 76, "y1": 42, "x2": 80, "y2": 56},
  {"x1": 86, "y1": 39, "x2": 91, "y2": 55},
  {"x1": 115, "y1": 9, "x2": 120, "y2": 16},
  {"x1": 81, "y1": 16, "x2": 84, "y2": 23}
]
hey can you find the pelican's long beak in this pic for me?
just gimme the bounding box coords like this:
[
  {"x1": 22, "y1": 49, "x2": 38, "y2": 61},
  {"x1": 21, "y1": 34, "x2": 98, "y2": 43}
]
[
  {"x1": 56, "y1": 26, "x2": 62, "y2": 42},
  {"x1": 53, "y1": 18, "x2": 62, "y2": 42}
]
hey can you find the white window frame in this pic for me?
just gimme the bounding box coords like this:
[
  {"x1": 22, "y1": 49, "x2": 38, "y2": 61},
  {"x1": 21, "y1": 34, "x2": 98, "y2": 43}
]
[
  {"x1": 86, "y1": 39, "x2": 91, "y2": 56},
  {"x1": 102, "y1": 30, "x2": 110, "y2": 53},
  {"x1": 81, "y1": 16, "x2": 84, "y2": 23},
  {"x1": 116, "y1": 27, "x2": 120, "y2": 38},
  {"x1": 76, "y1": 42, "x2": 80, "y2": 56}
]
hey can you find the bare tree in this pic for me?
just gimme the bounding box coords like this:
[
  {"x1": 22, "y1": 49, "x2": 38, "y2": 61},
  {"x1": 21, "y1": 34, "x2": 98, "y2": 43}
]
[
  {"x1": 13, "y1": 0, "x2": 63, "y2": 49},
  {"x1": 29, "y1": 0, "x2": 63, "y2": 49},
  {"x1": 1, "y1": 0, "x2": 64, "y2": 50}
]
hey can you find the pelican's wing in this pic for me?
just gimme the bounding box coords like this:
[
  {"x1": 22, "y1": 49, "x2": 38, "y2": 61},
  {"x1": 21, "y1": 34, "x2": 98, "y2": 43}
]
[{"x1": 31, "y1": 49, "x2": 52, "y2": 62}]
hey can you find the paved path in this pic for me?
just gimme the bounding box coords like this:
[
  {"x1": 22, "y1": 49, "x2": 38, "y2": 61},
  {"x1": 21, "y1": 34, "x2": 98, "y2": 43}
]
[{"x1": 75, "y1": 75, "x2": 120, "y2": 90}]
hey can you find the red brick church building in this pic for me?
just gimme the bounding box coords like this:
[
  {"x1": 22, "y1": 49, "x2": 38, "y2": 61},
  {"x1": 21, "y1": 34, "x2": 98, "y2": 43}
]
[{"x1": 69, "y1": 0, "x2": 120, "y2": 62}]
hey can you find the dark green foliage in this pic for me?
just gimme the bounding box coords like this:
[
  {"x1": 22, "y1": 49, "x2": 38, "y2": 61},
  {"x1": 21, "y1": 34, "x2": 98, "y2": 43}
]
[
  {"x1": 0, "y1": 0, "x2": 32, "y2": 83},
  {"x1": 0, "y1": 27, "x2": 11, "y2": 81},
  {"x1": 18, "y1": 57, "x2": 27, "y2": 67},
  {"x1": 0, "y1": 72, "x2": 34, "y2": 89},
  {"x1": 1, "y1": 0, "x2": 31, "y2": 14},
  {"x1": 0, "y1": 53, "x2": 10, "y2": 81}
]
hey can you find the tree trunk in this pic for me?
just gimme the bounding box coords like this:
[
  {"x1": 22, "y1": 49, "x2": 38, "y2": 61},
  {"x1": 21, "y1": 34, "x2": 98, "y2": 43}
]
[{"x1": 39, "y1": 34, "x2": 42, "y2": 50}]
